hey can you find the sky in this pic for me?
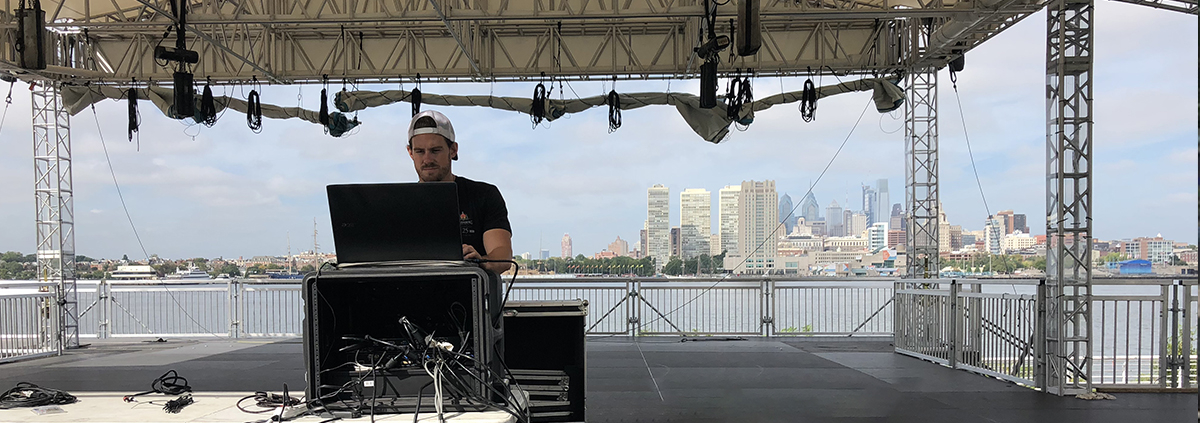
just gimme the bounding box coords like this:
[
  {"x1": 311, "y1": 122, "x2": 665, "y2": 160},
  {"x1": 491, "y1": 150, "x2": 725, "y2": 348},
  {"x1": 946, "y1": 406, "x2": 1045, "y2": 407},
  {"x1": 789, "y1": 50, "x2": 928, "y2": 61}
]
[{"x1": 0, "y1": 3, "x2": 1195, "y2": 261}]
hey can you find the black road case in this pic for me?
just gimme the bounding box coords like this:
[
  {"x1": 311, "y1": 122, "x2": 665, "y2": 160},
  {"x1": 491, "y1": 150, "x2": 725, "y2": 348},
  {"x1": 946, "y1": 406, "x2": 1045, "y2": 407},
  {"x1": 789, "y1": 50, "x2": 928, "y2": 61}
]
[{"x1": 503, "y1": 300, "x2": 587, "y2": 422}]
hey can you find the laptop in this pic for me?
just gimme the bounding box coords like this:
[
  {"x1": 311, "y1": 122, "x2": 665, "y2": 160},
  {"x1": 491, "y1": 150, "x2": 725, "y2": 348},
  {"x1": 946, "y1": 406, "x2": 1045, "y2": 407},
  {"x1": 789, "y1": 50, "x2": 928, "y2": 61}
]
[{"x1": 327, "y1": 182, "x2": 462, "y2": 264}]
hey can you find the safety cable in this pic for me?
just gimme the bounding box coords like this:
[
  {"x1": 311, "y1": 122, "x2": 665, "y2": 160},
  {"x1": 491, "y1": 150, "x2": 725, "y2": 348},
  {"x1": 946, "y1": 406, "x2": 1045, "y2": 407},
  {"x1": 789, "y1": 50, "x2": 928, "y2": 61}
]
[
  {"x1": 0, "y1": 80, "x2": 13, "y2": 139},
  {"x1": 607, "y1": 76, "x2": 621, "y2": 133},
  {"x1": 633, "y1": 98, "x2": 875, "y2": 333},
  {"x1": 949, "y1": 69, "x2": 1006, "y2": 286}
]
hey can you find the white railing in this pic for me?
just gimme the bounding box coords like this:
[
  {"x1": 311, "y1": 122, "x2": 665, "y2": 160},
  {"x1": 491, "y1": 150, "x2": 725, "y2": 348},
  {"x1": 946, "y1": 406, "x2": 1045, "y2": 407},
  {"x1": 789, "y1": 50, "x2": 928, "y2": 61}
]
[
  {"x1": 0, "y1": 276, "x2": 1193, "y2": 392},
  {"x1": 893, "y1": 278, "x2": 1196, "y2": 391},
  {"x1": 0, "y1": 286, "x2": 58, "y2": 364}
]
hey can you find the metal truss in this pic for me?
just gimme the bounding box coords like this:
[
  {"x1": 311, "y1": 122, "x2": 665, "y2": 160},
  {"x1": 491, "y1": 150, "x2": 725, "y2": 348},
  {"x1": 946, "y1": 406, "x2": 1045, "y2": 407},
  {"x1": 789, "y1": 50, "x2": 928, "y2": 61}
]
[
  {"x1": 1109, "y1": 0, "x2": 1197, "y2": 14},
  {"x1": 904, "y1": 68, "x2": 938, "y2": 280},
  {"x1": 32, "y1": 83, "x2": 78, "y2": 350},
  {"x1": 0, "y1": 0, "x2": 1044, "y2": 84},
  {"x1": 1042, "y1": 0, "x2": 1093, "y2": 396}
]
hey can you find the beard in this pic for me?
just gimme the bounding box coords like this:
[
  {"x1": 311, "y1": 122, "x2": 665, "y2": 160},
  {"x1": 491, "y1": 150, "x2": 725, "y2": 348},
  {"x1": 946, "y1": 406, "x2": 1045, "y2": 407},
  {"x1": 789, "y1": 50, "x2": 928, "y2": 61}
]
[{"x1": 418, "y1": 165, "x2": 450, "y2": 182}]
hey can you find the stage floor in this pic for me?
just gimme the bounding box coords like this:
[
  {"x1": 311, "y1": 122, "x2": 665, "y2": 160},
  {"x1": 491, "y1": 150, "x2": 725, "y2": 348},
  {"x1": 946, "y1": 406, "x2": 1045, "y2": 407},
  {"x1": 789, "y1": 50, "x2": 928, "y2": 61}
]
[{"x1": 0, "y1": 337, "x2": 1191, "y2": 422}]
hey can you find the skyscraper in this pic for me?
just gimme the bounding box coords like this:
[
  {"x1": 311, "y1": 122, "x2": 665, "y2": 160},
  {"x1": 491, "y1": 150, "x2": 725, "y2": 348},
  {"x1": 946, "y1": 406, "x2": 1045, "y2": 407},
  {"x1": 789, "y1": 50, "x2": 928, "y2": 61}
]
[
  {"x1": 862, "y1": 185, "x2": 877, "y2": 225},
  {"x1": 718, "y1": 185, "x2": 741, "y2": 256},
  {"x1": 680, "y1": 188, "x2": 712, "y2": 259},
  {"x1": 647, "y1": 185, "x2": 670, "y2": 269},
  {"x1": 995, "y1": 210, "x2": 1015, "y2": 235},
  {"x1": 738, "y1": 180, "x2": 778, "y2": 272},
  {"x1": 1013, "y1": 213, "x2": 1029, "y2": 234},
  {"x1": 670, "y1": 227, "x2": 682, "y2": 258},
  {"x1": 825, "y1": 200, "x2": 844, "y2": 237},
  {"x1": 799, "y1": 192, "x2": 820, "y2": 224},
  {"x1": 984, "y1": 216, "x2": 1003, "y2": 255},
  {"x1": 875, "y1": 179, "x2": 889, "y2": 227},
  {"x1": 561, "y1": 233, "x2": 573, "y2": 259},
  {"x1": 778, "y1": 193, "x2": 795, "y2": 236}
]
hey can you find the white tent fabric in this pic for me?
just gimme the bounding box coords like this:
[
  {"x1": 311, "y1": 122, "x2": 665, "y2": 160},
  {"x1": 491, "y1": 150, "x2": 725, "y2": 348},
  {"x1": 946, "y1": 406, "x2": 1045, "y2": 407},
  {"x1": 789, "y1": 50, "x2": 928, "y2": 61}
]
[{"x1": 58, "y1": 78, "x2": 904, "y2": 143}]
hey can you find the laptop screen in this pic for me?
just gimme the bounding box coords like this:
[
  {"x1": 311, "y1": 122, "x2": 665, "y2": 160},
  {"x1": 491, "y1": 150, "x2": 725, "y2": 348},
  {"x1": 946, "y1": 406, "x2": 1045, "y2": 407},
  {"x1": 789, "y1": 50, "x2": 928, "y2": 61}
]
[{"x1": 326, "y1": 182, "x2": 462, "y2": 263}]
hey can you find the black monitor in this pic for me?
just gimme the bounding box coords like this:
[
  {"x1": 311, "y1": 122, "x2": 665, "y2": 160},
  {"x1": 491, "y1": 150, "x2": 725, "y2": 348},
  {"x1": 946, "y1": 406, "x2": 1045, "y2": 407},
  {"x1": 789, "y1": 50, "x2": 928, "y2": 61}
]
[{"x1": 326, "y1": 182, "x2": 462, "y2": 264}]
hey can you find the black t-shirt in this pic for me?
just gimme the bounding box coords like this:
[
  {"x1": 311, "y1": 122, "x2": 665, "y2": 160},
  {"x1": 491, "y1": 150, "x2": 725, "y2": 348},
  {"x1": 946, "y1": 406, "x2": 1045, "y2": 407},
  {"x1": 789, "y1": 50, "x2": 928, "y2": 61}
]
[{"x1": 455, "y1": 176, "x2": 511, "y2": 256}]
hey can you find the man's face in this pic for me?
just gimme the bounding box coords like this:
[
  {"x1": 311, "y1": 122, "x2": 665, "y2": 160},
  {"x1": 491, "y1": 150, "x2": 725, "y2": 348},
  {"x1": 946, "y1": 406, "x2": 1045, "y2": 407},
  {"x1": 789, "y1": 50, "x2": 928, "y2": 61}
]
[{"x1": 407, "y1": 134, "x2": 457, "y2": 182}]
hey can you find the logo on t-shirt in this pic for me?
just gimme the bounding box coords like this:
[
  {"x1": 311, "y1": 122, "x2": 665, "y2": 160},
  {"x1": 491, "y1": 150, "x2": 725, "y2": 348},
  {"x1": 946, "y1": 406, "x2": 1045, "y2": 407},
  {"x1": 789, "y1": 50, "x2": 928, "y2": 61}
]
[{"x1": 460, "y1": 212, "x2": 475, "y2": 236}]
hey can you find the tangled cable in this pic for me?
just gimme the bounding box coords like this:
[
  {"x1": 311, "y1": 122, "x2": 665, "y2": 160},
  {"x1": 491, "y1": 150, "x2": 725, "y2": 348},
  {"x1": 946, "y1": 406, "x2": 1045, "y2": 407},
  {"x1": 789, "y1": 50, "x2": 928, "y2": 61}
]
[
  {"x1": 199, "y1": 78, "x2": 217, "y2": 127},
  {"x1": 236, "y1": 388, "x2": 302, "y2": 414},
  {"x1": 123, "y1": 369, "x2": 193, "y2": 403},
  {"x1": 0, "y1": 382, "x2": 77, "y2": 409},
  {"x1": 531, "y1": 78, "x2": 548, "y2": 127},
  {"x1": 800, "y1": 78, "x2": 818, "y2": 122},
  {"x1": 607, "y1": 88, "x2": 621, "y2": 133},
  {"x1": 127, "y1": 85, "x2": 140, "y2": 144},
  {"x1": 318, "y1": 88, "x2": 330, "y2": 127},
  {"x1": 724, "y1": 70, "x2": 753, "y2": 124},
  {"x1": 411, "y1": 73, "x2": 423, "y2": 117},
  {"x1": 246, "y1": 89, "x2": 262, "y2": 133},
  {"x1": 163, "y1": 393, "x2": 193, "y2": 413}
]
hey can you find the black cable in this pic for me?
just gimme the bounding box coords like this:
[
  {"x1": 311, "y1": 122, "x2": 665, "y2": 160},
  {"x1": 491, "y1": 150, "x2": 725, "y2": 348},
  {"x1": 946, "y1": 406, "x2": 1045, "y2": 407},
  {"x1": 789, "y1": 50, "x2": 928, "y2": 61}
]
[
  {"x1": 606, "y1": 89, "x2": 621, "y2": 133},
  {"x1": 733, "y1": 72, "x2": 753, "y2": 126},
  {"x1": 237, "y1": 389, "x2": 302, "y2": 414},
  {"x1": 163, "y1": 393, "x2": 193, "y2": 413},
  {"x1": 0, "y1": 382, "x2": 77, "y2": 409},
  {"x1": 124, "y1": 369, "x2": 192, "y2": 402},
  {"x1": 127, "y1": 86, "x2": 140, "y2": 146},
  {"x1": 319, "y1": 87, "x2": 330, "y2": 127},
  {"x1": 724, "y1": 72, "x2": 740, "y2": 120},
  {"x1": 247, "y1": 89, "x2": 263, "y2": 133},
  {"x1": 530, "y1": 81, "x2": 547, "y2": 127},
  {"x1": 200, "y1": 80, "x2": 217, "y2": 127},
  {"x1": 800, "y1": 78, "x2": 817, "y2": 122}
]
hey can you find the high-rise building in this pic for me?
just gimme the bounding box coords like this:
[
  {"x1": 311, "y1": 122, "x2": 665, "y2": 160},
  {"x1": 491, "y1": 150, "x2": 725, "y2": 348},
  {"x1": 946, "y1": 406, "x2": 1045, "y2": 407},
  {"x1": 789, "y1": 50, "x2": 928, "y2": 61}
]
[
  {"x1": 647, "y1": 185, "x2": 670, "y2": 269},
  {"x1": 680, "y1": 188, "x2": 712, "y2": 259},
  {"x1": 825, "y1": 200, "x2": 844, "y2": 237},
  {"x1": 778, "y1": 193, "x2": 795, "y2": 236},
  {"x1": 949, "y1": 225, "x2": 963, "y2": 250},
  {"x1": 561, "y1": 234, "x2": 573, "y2": 259},
  {"x1": 1119, "y1": 235, "x2": 1175, "y2": 263},
  {"x1": 539, "y1": 249, "x2": 550, "y2": 260},
  {"x1": 887, "y1": 229, "x2": 906, "y2": 248},
  {"x1": 1013, "y1": 213, "x2": 1029, "y2": 235},
  {"x1": 609, "y1": 236, "x2": 629, "y2": 257},
  {"x1": 848, "y1": 213, "x2": 868, "y2": 237},
  {"x1": 984, "y1": 216, "x2": 1003, "y2": 255},
  {"x1": 670, "y1": 227, "x2": 682, "y2": 258},
  {"x1": 843, "y1": 209, "x2": 854, "y2": 236},
  {"x1": 938, "y1": 203, "x2": 951, "y2": 253},
  {"x1": 868, "y1": 222, "x2": 889, "y2": 252},
  {"x1": 799, "y1": 192, "x2": 820, "y2": 224},
  {"x1": 995, "y1": 210, "x2": 1015, "y2": 235},
  {"x1": 891, "y1": 203, "x2": 902, "y2": 217},
  {"x1": 738, "y1": 180, "x2": 778, "y2": 272},
  {"x1": 718, "y1": 185, "x2": 741, "y2": 256},
  {"x1": 862, "y1": 185, "x2": 877, "y2": 225},
  {"x1": 709, "y1": 234, "x2": 722, "y2": 256},
  {"x1": 639, "y1": 227, "x2": 648, "y2": 260},
  {"x1": 875, "y1": 179, "x2": 889, "y2": 226}
]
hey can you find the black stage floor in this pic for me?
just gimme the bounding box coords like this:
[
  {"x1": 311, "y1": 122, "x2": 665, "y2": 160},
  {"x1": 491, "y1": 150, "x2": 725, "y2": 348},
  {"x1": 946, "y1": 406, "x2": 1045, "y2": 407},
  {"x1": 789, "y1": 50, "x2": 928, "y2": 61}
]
[{"x1": 0, "y1": 337, "x2": 1190, "y2": 422}]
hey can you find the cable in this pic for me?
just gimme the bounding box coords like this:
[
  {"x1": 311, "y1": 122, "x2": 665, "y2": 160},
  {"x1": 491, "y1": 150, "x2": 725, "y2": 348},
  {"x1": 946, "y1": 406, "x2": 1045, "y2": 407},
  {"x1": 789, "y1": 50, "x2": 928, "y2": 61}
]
[
  {"x1": 127, "y1": 86, "x2": 140, "y2": 148},
  {"x1": 800, "y1": 78, "x2": 817, "y2": 122},
  {"x1": 635, "y1": 98, "x2": 874, "y2": 332},
  {"x1": 0, "y1": 382, "x2": 76, "y2": 409},
  {"x1": 200, "y1": 78, "x2": 217, "y2": 127},
  {"x1": 0, "y1": 80, "x2": 13, "y2": 139},
  {"x1": 607, "y1": 88, "x2": 621, "y2": 133},
  {"x1": 163, "y1": 393, "x2": 193, "y2": 413},
  {"x1": 531, "y1": 79, "x2": 547, "y2": 127},
  {"x1": 949, "y1": 70, "x2": 1004, "y2": 285}
]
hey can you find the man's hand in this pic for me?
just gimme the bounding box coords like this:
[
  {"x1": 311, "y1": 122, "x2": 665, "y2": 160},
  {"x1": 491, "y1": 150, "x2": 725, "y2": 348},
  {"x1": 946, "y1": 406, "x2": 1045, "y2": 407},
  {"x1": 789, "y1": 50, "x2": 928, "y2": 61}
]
[{"x1": 462, "y1": 244, "x2": 483, "y2": 261}]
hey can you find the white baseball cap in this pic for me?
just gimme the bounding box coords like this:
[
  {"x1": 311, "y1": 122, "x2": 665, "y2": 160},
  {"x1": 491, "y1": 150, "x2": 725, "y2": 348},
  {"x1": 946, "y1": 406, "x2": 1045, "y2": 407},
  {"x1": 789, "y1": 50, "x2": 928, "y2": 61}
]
[{"x1": 408, "y1": 110, "x2": 456, "y2": 144}]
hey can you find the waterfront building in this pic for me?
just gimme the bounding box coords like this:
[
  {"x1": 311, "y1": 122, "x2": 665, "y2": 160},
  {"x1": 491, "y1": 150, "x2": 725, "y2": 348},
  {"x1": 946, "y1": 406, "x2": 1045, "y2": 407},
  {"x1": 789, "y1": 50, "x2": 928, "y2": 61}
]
[
  {"x1": 778, "y1": 193, "x2": 795, "y2": 236},
  {"x1": 680, "y1": 188, "x2": 712, "y2": 259},
  {"x1": 561, "y1": 234, "x2": 573, "y2": 259},
  {"x1": 1118, "y1": 235, "x2": 1176, "y2": 263},
  {"x1": 718, "y1": 185, "x2": 741, "y2": 256},
  {"x1": 1002, "y1": 231, "x2": 1036, "y2": 253},
  {"x1": 647, "y1": 185, "x2": 670, "y2": 269}
]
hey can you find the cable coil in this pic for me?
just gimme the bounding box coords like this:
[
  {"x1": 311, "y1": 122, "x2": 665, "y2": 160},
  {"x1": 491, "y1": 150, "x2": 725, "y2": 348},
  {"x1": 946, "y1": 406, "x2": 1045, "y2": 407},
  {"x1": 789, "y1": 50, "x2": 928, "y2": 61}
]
[{"x1": 800, "y1": 78, "x2": 817, "y2": 122}]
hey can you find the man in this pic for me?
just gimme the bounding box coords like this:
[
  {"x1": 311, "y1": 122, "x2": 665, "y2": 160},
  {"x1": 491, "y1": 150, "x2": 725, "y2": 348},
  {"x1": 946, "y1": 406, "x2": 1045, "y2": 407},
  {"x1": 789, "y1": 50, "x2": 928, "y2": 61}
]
[{"x1": 408, "y1": 110, "x2": 513, "y2": 274}]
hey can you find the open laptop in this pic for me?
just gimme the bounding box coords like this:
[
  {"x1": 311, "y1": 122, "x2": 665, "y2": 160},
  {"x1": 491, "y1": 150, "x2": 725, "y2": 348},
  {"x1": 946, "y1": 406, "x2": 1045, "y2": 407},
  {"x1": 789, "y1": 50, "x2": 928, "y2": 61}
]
[{"x1": 326, "y1": 182, "x2": 462, "y2": 264}]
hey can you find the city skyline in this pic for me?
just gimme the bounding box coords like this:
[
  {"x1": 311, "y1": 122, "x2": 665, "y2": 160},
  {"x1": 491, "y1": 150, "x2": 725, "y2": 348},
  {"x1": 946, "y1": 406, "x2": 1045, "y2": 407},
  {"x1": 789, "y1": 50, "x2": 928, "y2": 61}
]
[{"x1": 0, "y1": 4, "x2": 1194, "y2": 261}]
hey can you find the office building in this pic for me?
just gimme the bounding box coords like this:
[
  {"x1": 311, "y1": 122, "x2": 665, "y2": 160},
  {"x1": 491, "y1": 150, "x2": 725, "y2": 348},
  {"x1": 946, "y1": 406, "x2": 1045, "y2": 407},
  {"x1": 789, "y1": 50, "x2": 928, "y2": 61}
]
[
  {"x1": 639, "y1": 227, "x2": 648, "y2": 260},
  {"x1": 718, "y1": 185, "x2": 741, "y2": 256},
  {"x1": 670, "y1": 227, "x2": 682, "y2": 259},
  {"x1": 778, "y1": 193, "x2": 795, "y2": 236},
  {"x1": 1118, "y1": 235, "x2": 1176, "y2": 263},
  {"x1": 799, "y1": 192, "x2": 820, "y2": 224},
  {"x1": 738, "y1": 180, "x2": 778, "y2": 272},
  {"x1": 862, "y1": 185, "x2": 877, "y2": 225},
  {"x1": 848, "y1": 213, "x2": 868, "y2": 237},
  {"x1": 539, "y1": 249, "x2": 550, "y2": 260},
  {"x1": 984, "y1": 216, "x2": 1003, "y2": 255},
  {"x1": 875, "y1": 179, "x2": 889, "y2": 226},
  {"x1": 680, "y1": 188, "x2": 712, "y2": 259},
  {"x1": 826, "y1": 200, "x2": 844, "y2": 237},
  {"x1": 561, "y1": 233, "x2": 573, "y2": 259},
  {"x1": 647, "y1": 185, "x2": 670, "y2": 269},
  {"x1": 710, "y1": 234, "x2": 722, "y2": 256}
]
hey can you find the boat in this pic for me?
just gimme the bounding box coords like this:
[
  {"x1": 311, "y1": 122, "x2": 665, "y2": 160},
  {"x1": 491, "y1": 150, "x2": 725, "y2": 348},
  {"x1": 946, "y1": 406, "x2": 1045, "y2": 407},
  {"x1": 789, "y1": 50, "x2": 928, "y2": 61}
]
[{"x1": 166, "y1": 267, "x2": 213, "y2": 280}]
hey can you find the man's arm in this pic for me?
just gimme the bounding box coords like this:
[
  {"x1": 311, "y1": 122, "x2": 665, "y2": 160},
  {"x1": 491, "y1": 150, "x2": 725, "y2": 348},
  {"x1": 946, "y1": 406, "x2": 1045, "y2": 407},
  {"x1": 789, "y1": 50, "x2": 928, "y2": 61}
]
[{"x1": 480, "y1": 228, "x2": 513, "y2": 273}]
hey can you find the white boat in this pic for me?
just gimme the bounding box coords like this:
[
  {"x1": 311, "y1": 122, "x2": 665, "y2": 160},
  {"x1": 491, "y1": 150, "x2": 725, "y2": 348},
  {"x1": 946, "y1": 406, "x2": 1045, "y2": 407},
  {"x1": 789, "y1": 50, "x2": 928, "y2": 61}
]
[{"x1": 166, "y1": 267, "x2": 212, "y2": 280}]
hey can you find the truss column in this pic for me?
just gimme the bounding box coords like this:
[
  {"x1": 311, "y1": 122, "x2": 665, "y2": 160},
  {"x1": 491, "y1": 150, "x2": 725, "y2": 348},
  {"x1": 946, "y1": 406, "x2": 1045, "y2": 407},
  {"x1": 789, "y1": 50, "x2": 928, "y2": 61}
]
[
  {"x1": 905, "y1": 69, "x2": 939, "y2": 279},
  {"x1": 1042, "y1": 0, "x2": 1094, "y2": 396},
  {"x1": 32, "y1": 82, "x2": 77, "y2": 350}
]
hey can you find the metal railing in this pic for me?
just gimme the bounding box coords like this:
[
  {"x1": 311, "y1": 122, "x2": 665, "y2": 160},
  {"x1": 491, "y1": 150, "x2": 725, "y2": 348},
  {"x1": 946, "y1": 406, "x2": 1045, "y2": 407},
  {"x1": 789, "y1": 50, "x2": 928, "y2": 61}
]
[
  {"x1": 0, "y1": 284, "x2": 58, "y2": 364},
  {"x1": 0, "y1": 276, "x2": 1193, "y2": 392},
  {"x1": 894, "y1": 278, "x2": 1196, "y2": 391}
]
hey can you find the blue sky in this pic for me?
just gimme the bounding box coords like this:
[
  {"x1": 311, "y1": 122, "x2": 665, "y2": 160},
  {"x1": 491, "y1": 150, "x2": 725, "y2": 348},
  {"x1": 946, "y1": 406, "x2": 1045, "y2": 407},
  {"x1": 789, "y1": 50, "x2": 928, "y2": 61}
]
[{"x1": 0, "y1": 3, "x2": 1195, "y2": 260}]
